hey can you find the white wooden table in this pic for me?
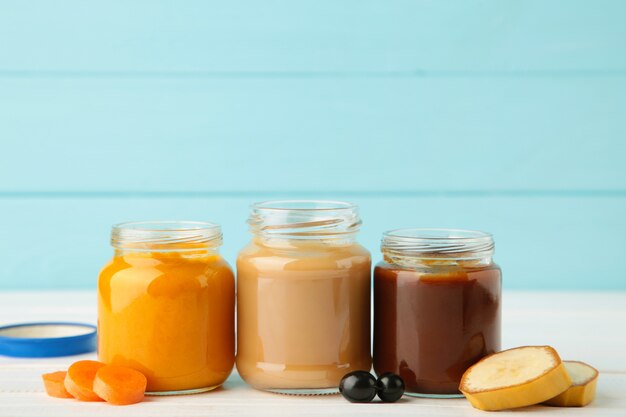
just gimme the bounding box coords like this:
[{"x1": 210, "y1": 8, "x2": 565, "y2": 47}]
[{"x1": 1, "y1": 291, "x2": 625, "y2": 416}]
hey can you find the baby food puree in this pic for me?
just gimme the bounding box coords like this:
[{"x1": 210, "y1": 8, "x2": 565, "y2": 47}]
[{"x1": 98, "y1": 221, "x2": 235, "y2": 394}]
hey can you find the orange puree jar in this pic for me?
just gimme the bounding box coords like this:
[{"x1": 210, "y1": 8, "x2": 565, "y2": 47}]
[{"x1": 98, "y1": 221, "x2": 235, "y2": 395}]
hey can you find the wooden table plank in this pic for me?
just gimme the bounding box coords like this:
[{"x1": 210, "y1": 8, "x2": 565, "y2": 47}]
[{"x1": 0, "y1": 291, "x2": 624, "y2": 416}]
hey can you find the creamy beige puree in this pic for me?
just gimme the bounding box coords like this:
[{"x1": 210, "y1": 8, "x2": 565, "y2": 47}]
[{"x1": 236, "y1": 201, "x2": 372, "y2": 394}]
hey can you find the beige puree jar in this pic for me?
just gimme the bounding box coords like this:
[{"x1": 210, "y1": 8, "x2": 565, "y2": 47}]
[{"x1": 236, "y1": 200, "x2": 372, "y2": 394}]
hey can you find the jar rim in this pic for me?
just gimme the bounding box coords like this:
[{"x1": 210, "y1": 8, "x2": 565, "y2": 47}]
[
  {"x1": 248, "y1": 200, "x2": 361, "y2": 240},
  {"x1": 111, "y1": 220, "x2": 222, "y2": 249},
  {"x1": 113, "y1": 220, "x2": 221, "y2": 231},
  {"x1": 252, "y1": 200, "x2": 357, "y2": 212},
  {"x1": 383, "y1": 228, "x2": 492, "y2": 241},
  {"x1": 382, "y1": 228, "x2": 494, "y2": 259}
]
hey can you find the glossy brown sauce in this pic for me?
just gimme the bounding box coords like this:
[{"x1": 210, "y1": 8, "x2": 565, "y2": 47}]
[{"x1": 373, "y1": 263, "x2": 501, "y2": 395}]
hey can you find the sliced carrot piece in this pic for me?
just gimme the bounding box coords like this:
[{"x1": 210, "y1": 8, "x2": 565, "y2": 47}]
[
  {"x1": 93, "y1": 365, "x2": 147, "y2": 405},
  {"x1": 42, "y1": 371, "x2": 73, "y2": 399},
  {"x1": 64, "y1": 360, "x2": 105, "y2": 401}
]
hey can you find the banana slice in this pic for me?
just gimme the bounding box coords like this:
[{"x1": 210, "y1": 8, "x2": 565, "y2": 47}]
[
  {"x1": 459, "y1": 346, "x2": 572, "y2": 411},
  {"x1": 543, "y1": 361, "x2": 598, "y2": 407}
]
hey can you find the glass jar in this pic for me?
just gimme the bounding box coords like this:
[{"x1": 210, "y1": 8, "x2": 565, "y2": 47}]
[
  {"x1": 98, "y1": 221, "x2": 235, "y2": 395},
  {"x1": 373, "y1": 228, "x2": 501, "y2": 398},
  {"x1": 236, "y1": 200, "x2": 372, "y2": 394}
]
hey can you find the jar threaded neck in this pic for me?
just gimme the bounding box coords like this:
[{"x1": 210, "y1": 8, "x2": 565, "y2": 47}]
[
  {"x1": 111, "y1": 221, "x2": 222, "y2": 251},
  {"x1": 248, "y1": 200, "x2": 361, "y2": 240},
  {"x1": 382, "y1": 228, "x2": 494, "y2": 262}
]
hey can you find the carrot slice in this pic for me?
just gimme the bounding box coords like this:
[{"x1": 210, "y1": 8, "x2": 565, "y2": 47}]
[
  {"x1": 42, "y1": 371, "x2": 73, "y2": 399},
  {"x1": 64, "y1": 360, "x2": 105, "y2": 401},
  {"x1": 93, "y1": 365, "x2": 147, "y2": 405}
]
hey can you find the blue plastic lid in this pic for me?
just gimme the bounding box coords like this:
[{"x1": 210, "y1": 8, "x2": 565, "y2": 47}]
[{"x1": 0, "y1": 322, "x2": 97, "y2": 358}]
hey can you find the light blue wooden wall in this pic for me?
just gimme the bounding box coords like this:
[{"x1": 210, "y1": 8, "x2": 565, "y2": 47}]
[{"x1": 1, "y1": 1, "x2": 625, "y2": 290}]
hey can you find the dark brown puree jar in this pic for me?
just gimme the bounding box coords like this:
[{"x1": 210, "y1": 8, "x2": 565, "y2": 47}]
[{"x1": 373, "y1": 228, "x2": 501, "y2": 398}]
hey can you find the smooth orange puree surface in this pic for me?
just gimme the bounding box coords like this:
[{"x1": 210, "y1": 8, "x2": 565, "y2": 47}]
[{"x1": 98, "y1": 249, "x2": 235, "y2": 393}]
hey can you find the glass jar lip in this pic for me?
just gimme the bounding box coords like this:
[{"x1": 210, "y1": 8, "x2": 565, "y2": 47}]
[
  {"x1": 111, "y1": 220, "x2": 222, "y2": 249},
  {"x1": 381, "y1": 228, "x2": 494, "y2": 259},
  {"x1": 383, "y1": 228, "x2": 493, "y2": 241},
  {"x1": 248, "y1": 200, "x2": 361, "y2": 239},
  {"x1": 252, "y1": 200, "x2": 357, "y2": 212},
  {"x1": 112, "y1": 220, "x2": 221, "y2": 232}
]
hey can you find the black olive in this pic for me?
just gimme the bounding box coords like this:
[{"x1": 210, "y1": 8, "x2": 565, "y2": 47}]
[
  {"x1": 376, "y1": 372, "x2": 405, "y2": 402},
  {"x1": 339, "y1": 371, "x2": 377, "y2": 403}
]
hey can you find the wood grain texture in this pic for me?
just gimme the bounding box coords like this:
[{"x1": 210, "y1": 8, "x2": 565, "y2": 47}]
[
  {"x1": 1, "y1": 1, "x2": 625, "y2": 73},
  {"x1": 2, "y1": 76, "x2": 625, "y2": 192},
  {"x1": 0, "y1": 291, "x2": 624, "y2": 416},
  {"x1": 1, "y1": 1, "x2": 625, "y2": 292},
  {"x1": 0, "y1": 195, "x2": 624, "y2": 290}
]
